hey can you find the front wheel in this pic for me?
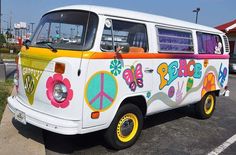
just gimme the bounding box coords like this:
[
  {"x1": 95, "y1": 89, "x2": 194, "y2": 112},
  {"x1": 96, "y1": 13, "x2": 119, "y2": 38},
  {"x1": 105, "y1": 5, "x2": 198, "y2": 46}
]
[
  {"x1": 195, "y1": 92, "x2": 216, "y2": 119},
  {"x1": 104, "y1": 104, "x2": 143, "y2": 150}
]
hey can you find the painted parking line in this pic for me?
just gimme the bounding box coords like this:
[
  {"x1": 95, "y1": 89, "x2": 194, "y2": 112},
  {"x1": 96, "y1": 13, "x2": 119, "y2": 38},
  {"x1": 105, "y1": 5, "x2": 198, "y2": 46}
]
[{"x1": 208, "y1": 134, "x2": 236, "y2": 155}]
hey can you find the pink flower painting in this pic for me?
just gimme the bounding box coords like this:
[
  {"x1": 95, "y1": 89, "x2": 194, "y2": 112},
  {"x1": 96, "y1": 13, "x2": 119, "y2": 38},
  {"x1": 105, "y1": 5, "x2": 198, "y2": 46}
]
[{"x1": 46, "y1": 74, "x2": 73, "y2": 108}]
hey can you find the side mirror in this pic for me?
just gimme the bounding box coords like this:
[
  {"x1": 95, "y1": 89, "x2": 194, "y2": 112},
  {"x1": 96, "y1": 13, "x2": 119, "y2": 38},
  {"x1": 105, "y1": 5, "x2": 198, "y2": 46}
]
[
  {"x1": 115, "y1": 43, "x2": 130, "y2": 54},
  {"x1": 23, "y1": 39, "x2": 31, "y2": 49}
]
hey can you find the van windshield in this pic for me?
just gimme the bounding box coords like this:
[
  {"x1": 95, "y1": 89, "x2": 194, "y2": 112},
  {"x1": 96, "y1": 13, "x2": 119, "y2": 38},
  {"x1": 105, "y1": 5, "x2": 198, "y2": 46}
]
[{"x1": 30, "y1": 10, "x2": 98, "y2": 51}]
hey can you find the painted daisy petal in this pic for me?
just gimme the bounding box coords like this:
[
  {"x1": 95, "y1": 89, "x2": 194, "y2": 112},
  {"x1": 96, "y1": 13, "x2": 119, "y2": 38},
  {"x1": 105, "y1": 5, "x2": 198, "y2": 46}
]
[
  {"x1": 60, "y1": 101, "x2": 69, "y2": 108},
  {"x1": 111, "y1": 69, "x2": 115, "y2": 74},
  {"x1": 53, "y1": 73, "x2": 63, "y2": 81},
  {"x1": 111, "y1": 60, "x2": 115, "y2": 66},
  {"x1": 67, "y1": 89, "x2": 73, "y2": 100},
  {"x1": 46, "y1": 77, "x2": 53, "y2": 88},
  {"x1": 51, "y1": 100, "x2": 60, "y2": 108},
  {"x1": 46, "y1": 90, "x2": 51, "y2": 100},
  {"x1": 63, "y1": 78, "x2": 71, "y2": 88},
  {"x1": 110, "y1": 64, "x2": 114, "y2": 69}
]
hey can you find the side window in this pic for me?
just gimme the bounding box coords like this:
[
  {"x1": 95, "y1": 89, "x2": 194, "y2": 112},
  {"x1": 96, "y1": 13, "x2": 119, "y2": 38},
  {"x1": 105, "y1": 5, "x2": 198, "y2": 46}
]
[
  {"x1": 100, "y1": 19, "x2": 148, "y2": 52},
  {"x1": 156, "y1": 27, "x2": 194, "y2": 53},
  {"x1": 197, "y1": 32, "x2": 223, "y2": 54}
]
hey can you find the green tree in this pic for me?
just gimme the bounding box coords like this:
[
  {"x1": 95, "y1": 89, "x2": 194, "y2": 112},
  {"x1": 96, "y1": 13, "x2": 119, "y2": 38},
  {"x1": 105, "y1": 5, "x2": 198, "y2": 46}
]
[
  {"x1": 6, "y1": 30, "x2": 13, "y2": 39},
  {"x1": 0, "y1": 34, "x2": 6, "y2": 44}
]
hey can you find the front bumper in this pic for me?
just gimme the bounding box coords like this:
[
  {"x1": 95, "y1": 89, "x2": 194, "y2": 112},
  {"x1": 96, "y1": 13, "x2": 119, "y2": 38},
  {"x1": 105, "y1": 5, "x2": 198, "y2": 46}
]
[{"x1": 7, "y1": 96, "x2": 82, "y2": 135}]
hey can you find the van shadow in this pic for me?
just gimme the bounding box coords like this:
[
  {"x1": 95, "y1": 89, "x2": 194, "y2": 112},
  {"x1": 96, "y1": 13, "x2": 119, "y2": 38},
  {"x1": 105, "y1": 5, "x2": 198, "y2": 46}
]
[
  {"x1": 43, "y1": 106, "x2": 197, "y2": 154},
  {"x1": 11, "y1": 118, "x2": 45, "y2": 145},
  {"x1": 143, "y1": 106, "x2": 196, "y2": 129},
  {"x1": 43, "y1": 129, "x2": 109, "y2": 154}
]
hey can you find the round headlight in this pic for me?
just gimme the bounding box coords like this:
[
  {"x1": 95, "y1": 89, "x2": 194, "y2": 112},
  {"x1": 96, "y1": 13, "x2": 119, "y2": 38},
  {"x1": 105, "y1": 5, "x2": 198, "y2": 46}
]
[{"x1": 53, "y1": 83, "x2": 68, "y2": 102}]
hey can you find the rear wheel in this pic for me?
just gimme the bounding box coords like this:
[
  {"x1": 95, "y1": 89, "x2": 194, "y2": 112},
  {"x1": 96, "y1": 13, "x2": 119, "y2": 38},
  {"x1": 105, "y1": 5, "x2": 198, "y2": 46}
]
[
  {"x1": 195, "y1": 92, "x2": 216, "y2": 119},
  {"x1": 104, "y1": 104, "x2": 143, "y2": 150}
]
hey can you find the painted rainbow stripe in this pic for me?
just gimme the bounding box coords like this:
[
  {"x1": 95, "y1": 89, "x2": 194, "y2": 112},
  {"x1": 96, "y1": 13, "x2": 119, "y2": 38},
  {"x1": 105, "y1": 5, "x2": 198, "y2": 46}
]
[
  {"x1": 21, "y1": 47, "x2": 230, "y2": 60},
  {"x1": 90, "y1": 52, "x2": 230, "y2": 59}
]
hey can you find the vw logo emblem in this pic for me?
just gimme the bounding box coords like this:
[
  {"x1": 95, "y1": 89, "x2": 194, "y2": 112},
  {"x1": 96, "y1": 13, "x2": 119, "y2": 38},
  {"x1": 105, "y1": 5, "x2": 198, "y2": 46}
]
[{"x1": 24, "y1": 74, "x2": 35, "y2": 94}]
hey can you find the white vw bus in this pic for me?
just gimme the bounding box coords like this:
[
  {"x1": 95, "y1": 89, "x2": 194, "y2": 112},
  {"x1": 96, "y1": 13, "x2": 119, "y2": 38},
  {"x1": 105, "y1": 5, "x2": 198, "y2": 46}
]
[{"x1": 8, "y1": 5, "x2": 230, "y2": 149}]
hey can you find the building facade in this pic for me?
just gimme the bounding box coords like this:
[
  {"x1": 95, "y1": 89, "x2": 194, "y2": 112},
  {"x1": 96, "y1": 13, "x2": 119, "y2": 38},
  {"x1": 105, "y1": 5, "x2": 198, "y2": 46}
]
[
  {"x1": 216, "y1": 19, "x2": 236, "y2": 56},
  {"x1": 216, "y1": 19, "x2": 236, "y2": 72}
]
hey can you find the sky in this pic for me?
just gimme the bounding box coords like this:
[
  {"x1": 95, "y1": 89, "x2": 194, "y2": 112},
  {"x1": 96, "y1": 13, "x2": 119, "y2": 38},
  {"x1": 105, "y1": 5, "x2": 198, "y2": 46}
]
[{"x1": 2, "y1": 0, "x2": 236, "y2": 31}]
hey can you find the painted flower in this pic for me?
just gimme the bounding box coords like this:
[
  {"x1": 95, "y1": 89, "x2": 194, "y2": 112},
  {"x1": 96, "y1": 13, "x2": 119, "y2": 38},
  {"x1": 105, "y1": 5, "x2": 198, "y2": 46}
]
[
  {"x1": 110, "y1": 59, "x2": 122, "y2": 76},
  {"x1": 46, "y1": 74, "x2": 73, "y2": 108},
  {"x1": 201, "y1": 73, "x2": 216, "y2": 97}
]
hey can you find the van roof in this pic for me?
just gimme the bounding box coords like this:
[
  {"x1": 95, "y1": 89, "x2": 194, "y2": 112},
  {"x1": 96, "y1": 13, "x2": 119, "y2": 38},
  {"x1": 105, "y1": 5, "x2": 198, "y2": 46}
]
[{"x1": 48, "y1": 5, "x2": 223, "y2": 34}]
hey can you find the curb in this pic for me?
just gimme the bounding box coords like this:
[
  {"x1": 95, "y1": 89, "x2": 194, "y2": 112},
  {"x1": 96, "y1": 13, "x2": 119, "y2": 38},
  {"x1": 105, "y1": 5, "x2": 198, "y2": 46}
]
[
  {"x1": 3, "y1": 59, "x2": 15, "y2": 62},
  {"x1": 0, "y1": 87, "x2": 45, "y2": 155}
]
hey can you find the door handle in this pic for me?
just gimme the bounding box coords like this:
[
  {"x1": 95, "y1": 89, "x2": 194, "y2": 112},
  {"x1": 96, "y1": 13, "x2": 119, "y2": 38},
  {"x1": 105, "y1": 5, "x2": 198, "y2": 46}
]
[{"x1": 144, "y1": 68, "x2": 154, "y2": 73}]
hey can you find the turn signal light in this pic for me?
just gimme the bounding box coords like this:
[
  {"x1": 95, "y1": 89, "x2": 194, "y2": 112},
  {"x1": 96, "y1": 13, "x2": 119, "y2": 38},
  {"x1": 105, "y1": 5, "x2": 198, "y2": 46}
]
[
  {"x1": 91, "y1": 111, "x2": 100, "y2": 119},
  {"x1": 55, "y1": 62, "x2": 65, "y2": 74}
]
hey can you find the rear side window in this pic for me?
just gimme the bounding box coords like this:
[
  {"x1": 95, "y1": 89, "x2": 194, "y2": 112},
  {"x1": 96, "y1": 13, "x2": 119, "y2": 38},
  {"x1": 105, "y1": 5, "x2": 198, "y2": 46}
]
[
  {"x1": 156, "y1": 27, "x2": 194, "y2": 53},
  {"x1": 197, "y1": 32, "x2": 223, "y2": 54},
  {"x1": 100, "y1": 19, "x2": 148, "y2": 52},
  {"x1": 223, "y1": 35, "x2": 230, "y2": 54}
]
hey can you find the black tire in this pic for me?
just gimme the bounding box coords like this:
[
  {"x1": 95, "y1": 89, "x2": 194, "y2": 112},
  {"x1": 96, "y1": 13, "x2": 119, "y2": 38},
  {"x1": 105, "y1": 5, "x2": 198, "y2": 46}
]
[
  {"x1": 195, "y1": 92, "x2": 216, "y2": 119},
  {"x1": 104, "y1": 104, "x2": 143, "y2": 150}
]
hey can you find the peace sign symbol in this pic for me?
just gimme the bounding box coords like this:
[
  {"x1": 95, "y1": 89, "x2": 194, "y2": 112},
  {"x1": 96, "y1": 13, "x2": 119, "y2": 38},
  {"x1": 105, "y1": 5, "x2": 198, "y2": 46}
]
[{"x1": 85, "y1": 71, "x2": 118, "y2": 112}]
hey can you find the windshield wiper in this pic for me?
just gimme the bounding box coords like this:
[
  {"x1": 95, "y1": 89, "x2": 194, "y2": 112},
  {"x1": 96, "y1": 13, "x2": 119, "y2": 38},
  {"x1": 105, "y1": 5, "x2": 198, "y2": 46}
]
[
  {"x1": 36, "y1": 41, "x2": 57, "y2": 52},
  {"x1": 23, "y1": 39, "x2": 31, "y2": 49}
]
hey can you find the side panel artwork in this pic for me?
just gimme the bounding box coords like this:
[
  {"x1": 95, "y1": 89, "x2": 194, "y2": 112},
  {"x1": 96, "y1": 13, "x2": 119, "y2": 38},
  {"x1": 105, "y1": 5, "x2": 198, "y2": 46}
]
[
  {"x1": 82, "y1": 58, "x2": 153, "y2": 128},
  {"x1": 82, "y1": 55, "x2": 229, "y2": 128},
  {"x1": 146, "y1": 58, "x2": 228, "y2": 116}
]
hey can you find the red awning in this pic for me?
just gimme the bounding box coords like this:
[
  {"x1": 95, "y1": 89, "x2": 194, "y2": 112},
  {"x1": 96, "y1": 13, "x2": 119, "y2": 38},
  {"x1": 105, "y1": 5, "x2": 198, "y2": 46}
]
[{"x1": 215, "y1": 19, "x2": 236, "y2": 33}]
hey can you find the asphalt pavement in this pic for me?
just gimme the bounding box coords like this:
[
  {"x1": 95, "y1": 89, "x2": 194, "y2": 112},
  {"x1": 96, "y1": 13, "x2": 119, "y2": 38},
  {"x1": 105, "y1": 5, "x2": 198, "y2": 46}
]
[{"x1": 44, "y1": 74, "x2": 236, "y2": 155}]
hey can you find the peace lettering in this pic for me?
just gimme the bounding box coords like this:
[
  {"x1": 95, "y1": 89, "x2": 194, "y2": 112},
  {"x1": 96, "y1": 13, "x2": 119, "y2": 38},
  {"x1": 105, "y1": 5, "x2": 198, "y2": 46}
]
[{"x1": 157, "y1": 59, "x2": 202, "y2": 90}]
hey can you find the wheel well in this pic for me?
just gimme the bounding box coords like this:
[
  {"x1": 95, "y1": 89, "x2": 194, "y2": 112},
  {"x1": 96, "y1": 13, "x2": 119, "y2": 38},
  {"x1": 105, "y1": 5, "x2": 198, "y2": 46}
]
[
  {"x1": 120, "y1": 95, "x2": 147, "y2": 117},
  {"x1": 214, "y1": 90, "x2": 220, "y2": 96},
  {"x1": 208, "y1": 90, "x2": 220, "y2": 97}
]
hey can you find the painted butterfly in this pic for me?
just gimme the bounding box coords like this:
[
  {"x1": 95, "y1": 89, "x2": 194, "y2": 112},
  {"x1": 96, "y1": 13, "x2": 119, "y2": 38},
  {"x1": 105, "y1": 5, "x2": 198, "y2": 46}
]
[{"x1": 123, "y1": 63, "x2": 143, "y2": 92}]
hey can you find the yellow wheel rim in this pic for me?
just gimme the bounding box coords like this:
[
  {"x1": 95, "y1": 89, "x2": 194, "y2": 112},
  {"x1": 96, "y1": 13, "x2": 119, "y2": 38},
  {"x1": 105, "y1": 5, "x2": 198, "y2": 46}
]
[
  {"x1": 116, "y1": 113, "x2": 139, "y2": 143},
  {"x1": 204, "y1": 95, "x2": 214, "y2": 115}
]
